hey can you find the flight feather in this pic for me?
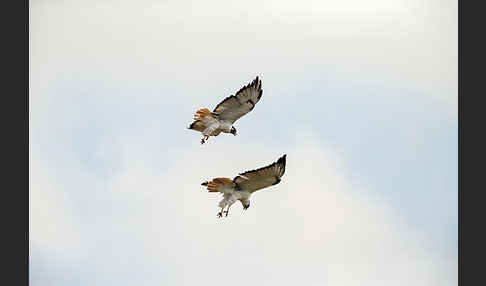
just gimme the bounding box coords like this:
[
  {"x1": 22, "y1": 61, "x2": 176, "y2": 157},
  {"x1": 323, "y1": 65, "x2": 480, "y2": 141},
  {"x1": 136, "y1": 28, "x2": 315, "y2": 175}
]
[
  {"x1": 212, "y1": 77, "x2": 263, "y2": 123},
  {"x1": 233, "y1": 154, "x2": 286, "y2": 193}
]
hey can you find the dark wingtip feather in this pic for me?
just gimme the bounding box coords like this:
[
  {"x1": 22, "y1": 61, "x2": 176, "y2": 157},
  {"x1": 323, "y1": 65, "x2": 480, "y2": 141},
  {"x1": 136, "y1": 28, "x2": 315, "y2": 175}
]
[
  {"x1": 236, "y1": 154, "x2": 287, "y2": 181},
  {"x1": 277, "y1": 154, "x2": 287, "y2": 177},
  {"x1": 201, "y1": 181, "x2": 209, "y2": 186}
]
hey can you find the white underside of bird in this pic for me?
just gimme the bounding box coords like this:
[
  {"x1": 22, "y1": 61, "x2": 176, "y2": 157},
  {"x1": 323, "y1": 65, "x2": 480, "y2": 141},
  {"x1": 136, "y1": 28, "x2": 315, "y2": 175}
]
[
  {"x1": 218, "y1": 189, "x2": 252, "y2": 214},
  {"x1": 201, "y1": 154, "x2": 286, "y2": 218},
  {"x1": 188, "y1": 77, "x2": 263, "y2": 144}
]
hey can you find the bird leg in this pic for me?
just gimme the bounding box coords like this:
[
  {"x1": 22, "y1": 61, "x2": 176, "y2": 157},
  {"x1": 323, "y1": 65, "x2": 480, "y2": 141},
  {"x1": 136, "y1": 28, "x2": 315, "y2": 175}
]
[
  {"x1": 217, "y1": 207, "x2": 224, "y2": 218},
  {"x1": 200, "y1": 135, "x2": 209, "y2": 145},
  {"x1": 224, "y1": 205, "x2": 231, "y2": 217}
]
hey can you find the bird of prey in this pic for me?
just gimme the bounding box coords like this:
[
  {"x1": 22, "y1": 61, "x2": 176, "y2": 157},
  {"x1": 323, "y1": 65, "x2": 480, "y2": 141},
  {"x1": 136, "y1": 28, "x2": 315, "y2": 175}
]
[
  {"x1": 201, "y1": 154, "x2": 286, "y2": 218},
  {"x1": 188, "y1": 76, "x2": 263, "y2": 144}
]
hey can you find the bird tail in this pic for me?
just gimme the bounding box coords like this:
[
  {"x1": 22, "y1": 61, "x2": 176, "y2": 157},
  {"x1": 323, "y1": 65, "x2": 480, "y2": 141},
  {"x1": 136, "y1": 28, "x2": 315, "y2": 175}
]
[
  {"x1": 188, "y1": 121, "x2": 197, "y2": 129},
  {"x1": 188, "y1": 120, "x2": 205, "y2": 131},
  {"x1": 201, "y1": 181, "x2": 218, "y2": 192},
  {"x1": 194, "y1": 108, "x2": 212, "y2": 121},
  {"x1": 201, "y1": 178, "x2": 233, "y2": 192}
]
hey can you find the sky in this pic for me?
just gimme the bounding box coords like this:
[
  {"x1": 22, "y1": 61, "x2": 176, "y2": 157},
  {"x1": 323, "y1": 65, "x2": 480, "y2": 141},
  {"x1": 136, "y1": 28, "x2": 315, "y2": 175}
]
[{"x1": 30, "y1": 0, "x2": 457, "y2": 285}]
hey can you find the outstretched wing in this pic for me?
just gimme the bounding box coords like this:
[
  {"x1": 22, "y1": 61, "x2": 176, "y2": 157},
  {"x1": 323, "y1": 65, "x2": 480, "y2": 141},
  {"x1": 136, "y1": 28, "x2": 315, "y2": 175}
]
[
  {"x1": 233, "y1": 154, "x2": 286, "y2": 193},
  {"x1": 212, "y1": 77, "x2": 263, "y2": 123}
]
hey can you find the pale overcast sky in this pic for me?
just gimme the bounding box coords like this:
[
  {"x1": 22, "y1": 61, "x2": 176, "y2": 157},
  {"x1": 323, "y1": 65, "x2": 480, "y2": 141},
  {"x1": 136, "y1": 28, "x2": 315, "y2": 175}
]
[{"x1": 30, "y1": 0, "x2": 457, "y2": 285}]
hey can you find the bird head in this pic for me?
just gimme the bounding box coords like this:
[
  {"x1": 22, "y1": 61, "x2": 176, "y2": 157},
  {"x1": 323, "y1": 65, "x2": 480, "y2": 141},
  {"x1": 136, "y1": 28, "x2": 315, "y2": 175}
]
[{"x1": 230, "y1": 126, "x2": 237, "y2": 136}]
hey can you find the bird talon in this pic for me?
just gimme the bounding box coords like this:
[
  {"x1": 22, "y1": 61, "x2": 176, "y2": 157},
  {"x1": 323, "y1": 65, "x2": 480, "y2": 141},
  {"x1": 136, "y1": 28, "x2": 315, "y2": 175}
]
[
  {"x1": 201, "y1": 139, "x2": 205, "y2": 144},
  {"x1": 217, "y1": 212, "x2": 223, "y2": 218}
]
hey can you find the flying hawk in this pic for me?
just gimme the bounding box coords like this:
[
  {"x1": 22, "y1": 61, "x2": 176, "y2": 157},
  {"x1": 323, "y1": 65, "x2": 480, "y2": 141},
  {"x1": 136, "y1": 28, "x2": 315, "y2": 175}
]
[
  {"x1": 188, "y1": 76, "x2": 263, "y2": 144},
  {"x1": 201, "y1": 154, "x2": 286, "y2": 218}
]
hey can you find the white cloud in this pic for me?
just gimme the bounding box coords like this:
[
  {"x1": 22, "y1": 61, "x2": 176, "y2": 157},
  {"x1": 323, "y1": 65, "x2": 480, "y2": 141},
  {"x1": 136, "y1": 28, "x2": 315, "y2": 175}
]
[
  {"x1": 30, "y1": 0, "x2": 457, "y2": 109},
  {"x1": 29, "y1": 1, "x2": 457, "y2": 284},
  {"x1": 30, "y1": 128, "x2": 456, "y2": 285},
  {"x1": 29, "y1": 151, "x2": 92, "y2": 261}
]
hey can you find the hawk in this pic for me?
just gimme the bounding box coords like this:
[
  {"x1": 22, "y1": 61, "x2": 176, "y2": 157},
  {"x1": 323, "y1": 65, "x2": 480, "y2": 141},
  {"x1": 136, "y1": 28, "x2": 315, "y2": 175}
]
[
  {"x1": 201, "y1": 154, "x2": 286, "y2": 218},
  {"x1": 188, "y1": 76, "x2": 263, "y2": 144}
]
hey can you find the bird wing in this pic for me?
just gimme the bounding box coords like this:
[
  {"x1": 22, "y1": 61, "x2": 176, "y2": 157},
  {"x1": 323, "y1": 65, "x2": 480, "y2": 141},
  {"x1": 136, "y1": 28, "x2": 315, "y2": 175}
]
[
  {"x1": 201, "y1": 177, "x2": 235, "y2": 194},
  {"x1": 212, "y1": 77, "x2": 263, "y2": 124},
  {"x1": 233, "y1": 154, "x2": 286, "y2": 193}
]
